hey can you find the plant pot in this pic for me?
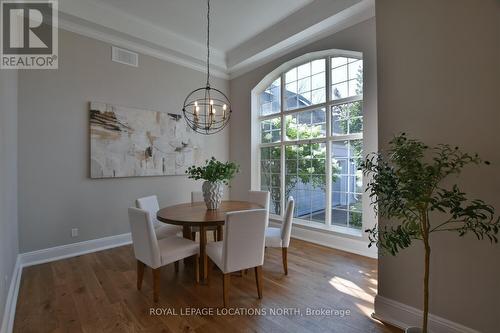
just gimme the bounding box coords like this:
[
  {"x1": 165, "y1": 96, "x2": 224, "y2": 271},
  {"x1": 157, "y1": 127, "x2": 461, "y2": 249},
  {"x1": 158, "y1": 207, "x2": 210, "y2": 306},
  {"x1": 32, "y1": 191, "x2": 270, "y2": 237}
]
[
  {"x1": 202, "y1": 181, "x2": 223, "y2": 210},
  {"x1": 405, "y1": 327, "x2": 423, "y2": 333}
]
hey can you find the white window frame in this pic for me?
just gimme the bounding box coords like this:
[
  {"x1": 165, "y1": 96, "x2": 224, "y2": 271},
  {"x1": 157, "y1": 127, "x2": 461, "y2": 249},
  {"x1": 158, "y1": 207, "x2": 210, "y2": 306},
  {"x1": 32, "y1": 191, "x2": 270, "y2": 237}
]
[{"x1": 251, "y1": 50, "x2": 367, "y2": 237}]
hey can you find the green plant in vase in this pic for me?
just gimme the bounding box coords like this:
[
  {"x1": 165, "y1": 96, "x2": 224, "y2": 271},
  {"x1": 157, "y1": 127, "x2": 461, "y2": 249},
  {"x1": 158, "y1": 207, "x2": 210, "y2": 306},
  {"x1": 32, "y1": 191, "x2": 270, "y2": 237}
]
[
  {"x1": 361, "y1": 133, "x2": 499, "y2": 333},
  {"x1": 186, "y1": 157, "x2": 239, "y2": 209}
]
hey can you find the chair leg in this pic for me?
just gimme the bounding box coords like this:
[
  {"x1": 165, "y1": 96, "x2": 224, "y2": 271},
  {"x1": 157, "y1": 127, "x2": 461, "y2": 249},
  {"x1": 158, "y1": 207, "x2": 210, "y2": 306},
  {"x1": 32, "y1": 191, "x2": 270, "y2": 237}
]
[
  {"x1": 137, "y1": 260, "x2": 145, "y2": 290},
  {"x1": 254, "y1": 266, "x2": 263, "y2": 299},
  {"x1": 223, "y1": 273, "x2": 230, "y2": 307},
  {"x1": 207, "y1": 257, "x2": 212, "y2": 285},
  {"x1": 174, "y1": 260, "x2": 179, "y2": 273},
  {"x1": 212, "y1": 230, "x2": 217, "y2": 241},
  {"x1": 282, "y1": 247, "x2": 288, "y2": 275},
  {"x1": 191, "y1": 232, "x2": 196, "y2": 241},
  {"x1": 153, "y1": 268, "x2": 160, "y2": 302},
  {"x1": 194, "y1": 254, "x2": 200, "y2": 284}
]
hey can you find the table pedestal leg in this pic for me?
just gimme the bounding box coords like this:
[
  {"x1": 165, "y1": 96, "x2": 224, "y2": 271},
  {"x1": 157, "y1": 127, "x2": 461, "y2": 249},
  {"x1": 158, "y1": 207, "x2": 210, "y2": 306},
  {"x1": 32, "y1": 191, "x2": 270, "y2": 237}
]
[
  {"x1": 183, "y1": 225, "x2": 193, "y2": 265},
  {"x1": 182, "y1": 225, "x2": 192, "y2": 239},
  {"x1": 216, "y1": 225, "x2": 223, "y2": 241},
  {"x1": 199, "y1": 225, "x2": 208, "y2": 282}
]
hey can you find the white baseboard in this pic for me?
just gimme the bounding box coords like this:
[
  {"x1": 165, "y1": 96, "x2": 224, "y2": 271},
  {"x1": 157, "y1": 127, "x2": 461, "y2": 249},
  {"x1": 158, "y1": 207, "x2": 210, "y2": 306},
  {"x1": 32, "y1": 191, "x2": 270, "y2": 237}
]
[
  {"x1": 2, "y1": 232, "x2": 480, "y2": 333},
  {"x1": 1, "y1": 228, "x2": 373, "y2": 332},
  {"x1": 269, "y1": 221, "x2": 377, "y2": 258},
  {"x1": 373, "y1": 295, "x2": 480, "y2": 333},
  {"x1": 0, "y1": 233, "x2": 132, "y2": 333},
  {"x1": 1, "y1": 257, "x2": 22, "y2": 333},
  {"x1": 20, "y1": 233, "x2": 132, "y2": 268}
]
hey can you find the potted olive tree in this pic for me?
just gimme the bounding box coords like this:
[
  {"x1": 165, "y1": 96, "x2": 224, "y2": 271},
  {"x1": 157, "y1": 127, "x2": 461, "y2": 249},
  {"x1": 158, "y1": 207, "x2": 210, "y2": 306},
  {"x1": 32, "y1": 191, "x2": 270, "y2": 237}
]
[
  {"x1": 361, "y1": 134, "x2": 499, "y2": 333},
  {"x1": 186, "y1": 157, "x2": 239, "y2": 209}
]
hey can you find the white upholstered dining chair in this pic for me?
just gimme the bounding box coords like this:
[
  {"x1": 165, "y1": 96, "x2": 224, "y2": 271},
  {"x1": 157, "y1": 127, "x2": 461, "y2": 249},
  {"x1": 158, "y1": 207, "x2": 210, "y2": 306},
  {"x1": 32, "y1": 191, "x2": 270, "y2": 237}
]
[
  {"x1": 128, "y1": 207, "x2": 199, "y2": 302},
  {"x1": 206, "y1": 209, "x2": 267, "y2": 307},
  {"x1": 248, "y1": 190, "x2": 270, "y2": 223},
  {"x1": 232, "y1": 190, "x2": 270, "y2": 275},
  {"x1": 191, "y1": 191, "x2": 204, "y2": 203},
  {"x1": 190, "y1": 191, "x2": 218, "y2": 241},
  {"x1": 136, "y1": 195, "x2": 182, "y2": 239},
  {"x1": 265, "y1": 197, "x2": 295, "y2": 275}
]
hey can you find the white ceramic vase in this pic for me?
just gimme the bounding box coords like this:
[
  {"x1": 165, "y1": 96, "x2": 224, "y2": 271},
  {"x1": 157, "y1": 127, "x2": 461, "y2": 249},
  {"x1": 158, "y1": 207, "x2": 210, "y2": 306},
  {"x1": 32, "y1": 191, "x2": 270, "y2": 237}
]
[{"x1": 202, "y1": 181, "x2": 223, "y2": 210}]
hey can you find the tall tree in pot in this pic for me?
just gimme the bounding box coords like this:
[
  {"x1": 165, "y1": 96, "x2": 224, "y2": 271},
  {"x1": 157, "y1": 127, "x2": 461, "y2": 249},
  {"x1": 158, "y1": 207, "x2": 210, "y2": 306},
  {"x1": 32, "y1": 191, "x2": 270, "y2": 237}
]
[
  {"x1": 186, "y1": 157, "x2": 239, "y2": 209},
  {"x1": 361, "y1": 134, "x2": 499, "y2": 333}
]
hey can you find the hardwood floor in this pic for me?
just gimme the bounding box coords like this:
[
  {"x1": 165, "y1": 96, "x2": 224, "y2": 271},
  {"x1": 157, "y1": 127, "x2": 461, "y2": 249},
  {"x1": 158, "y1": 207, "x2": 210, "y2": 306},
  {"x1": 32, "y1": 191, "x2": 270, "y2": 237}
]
[{"x1": 14, "y1": 239, "x2": 401, "y2": 333}]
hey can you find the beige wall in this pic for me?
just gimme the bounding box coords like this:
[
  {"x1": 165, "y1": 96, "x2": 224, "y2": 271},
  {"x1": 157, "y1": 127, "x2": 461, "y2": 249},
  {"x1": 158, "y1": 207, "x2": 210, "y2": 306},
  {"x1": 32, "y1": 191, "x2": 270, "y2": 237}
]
[
  {"x1": 18, "y1": 30, "x2": 229, "y2": 252},
  {"x1": 376, "y1": 0, "x2": 500, "y2": 331},
  {"x1": 0, "y1": 69, "x2": 19, "y2": 328}
]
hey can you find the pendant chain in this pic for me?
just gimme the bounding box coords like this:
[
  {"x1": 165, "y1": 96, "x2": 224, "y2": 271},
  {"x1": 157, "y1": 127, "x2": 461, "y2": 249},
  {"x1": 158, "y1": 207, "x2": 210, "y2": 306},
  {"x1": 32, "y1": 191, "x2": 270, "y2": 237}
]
[{"x1": 205, "y1": 0, "x2": 210, "y2": 88}]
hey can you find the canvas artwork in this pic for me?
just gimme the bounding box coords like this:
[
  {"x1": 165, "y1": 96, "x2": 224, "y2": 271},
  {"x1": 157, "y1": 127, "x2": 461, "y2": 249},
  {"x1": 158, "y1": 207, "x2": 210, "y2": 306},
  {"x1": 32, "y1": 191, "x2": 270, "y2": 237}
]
[{"x1": 89, "y1": 102, "x2": 203, "y2": 178}]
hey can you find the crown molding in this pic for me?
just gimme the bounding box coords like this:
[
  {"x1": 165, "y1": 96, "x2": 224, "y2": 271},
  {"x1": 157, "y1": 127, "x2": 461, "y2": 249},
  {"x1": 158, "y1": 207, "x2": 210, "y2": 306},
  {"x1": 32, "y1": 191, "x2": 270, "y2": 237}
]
[
  {"x1": 58, "y1": 14, "x2": 229, "y2": 79},
  {"x1": 56, "y1": 0, "x2": 374, "y2": 81},
  {"x1": 59, "y1": 0, "x2": 225, "y2": 66},
  {"x1": 227, "y1": 0, "x2": 375, "y2": 79},
  {"x1": 58, "y1": 0, "x2": 227, "y2": 77}
]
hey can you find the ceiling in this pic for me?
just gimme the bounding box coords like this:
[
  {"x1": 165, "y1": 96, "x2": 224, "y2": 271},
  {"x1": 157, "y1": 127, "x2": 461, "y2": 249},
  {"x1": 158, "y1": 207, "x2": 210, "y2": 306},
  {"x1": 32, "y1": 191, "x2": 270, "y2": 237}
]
[
  {"x1": 90, "y1": 0, "x2": 313, "y2": 53},
  {"x1": 58, "y1": 0, "x2": 374, "y2": 78}
]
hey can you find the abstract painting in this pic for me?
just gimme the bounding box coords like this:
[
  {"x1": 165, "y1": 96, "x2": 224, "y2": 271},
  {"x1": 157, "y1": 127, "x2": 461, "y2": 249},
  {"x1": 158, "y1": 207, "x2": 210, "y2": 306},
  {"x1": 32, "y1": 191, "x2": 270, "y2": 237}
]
[{"x1": 89, "y1": 102, "x2": 203, "y2": 178}]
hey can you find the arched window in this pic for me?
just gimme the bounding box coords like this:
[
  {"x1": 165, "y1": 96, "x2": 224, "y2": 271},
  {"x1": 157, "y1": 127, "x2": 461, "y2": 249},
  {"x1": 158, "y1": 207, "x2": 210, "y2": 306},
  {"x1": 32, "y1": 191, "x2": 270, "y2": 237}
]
[{"x1": 254, "y1": 50, "x2": 365, "y2": 231}]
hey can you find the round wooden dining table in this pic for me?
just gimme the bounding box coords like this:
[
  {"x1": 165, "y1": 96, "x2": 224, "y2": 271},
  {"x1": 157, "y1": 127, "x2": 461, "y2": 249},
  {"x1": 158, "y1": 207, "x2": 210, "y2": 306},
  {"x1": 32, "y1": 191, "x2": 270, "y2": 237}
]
[{"x1": 157, "y1": 200, "x2": 263, "y2": 281}]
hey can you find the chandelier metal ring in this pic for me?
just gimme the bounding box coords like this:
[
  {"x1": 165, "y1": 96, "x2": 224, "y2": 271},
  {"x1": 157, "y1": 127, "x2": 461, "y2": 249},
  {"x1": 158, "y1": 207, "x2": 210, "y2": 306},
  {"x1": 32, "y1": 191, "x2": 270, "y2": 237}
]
[
  {"x1": 182, "y1": 0, "x2": 231, "y2": 135},
  {"x1": 182, "y1": 86, "x2": 231, "y2": 135}
]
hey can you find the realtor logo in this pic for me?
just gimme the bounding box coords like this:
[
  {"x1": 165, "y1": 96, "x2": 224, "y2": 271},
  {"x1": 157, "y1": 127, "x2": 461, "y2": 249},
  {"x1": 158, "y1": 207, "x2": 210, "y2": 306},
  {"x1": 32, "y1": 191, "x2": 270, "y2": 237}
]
[{"x1": 1, "y1": 0, "x2": 58, "y2": 69}]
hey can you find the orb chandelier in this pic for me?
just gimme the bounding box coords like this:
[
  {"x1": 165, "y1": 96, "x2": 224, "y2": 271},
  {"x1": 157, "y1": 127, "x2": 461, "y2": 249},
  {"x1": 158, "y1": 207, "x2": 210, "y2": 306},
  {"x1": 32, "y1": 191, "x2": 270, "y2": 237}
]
[{"x1": 182, "y1": 0, "x2": 231, "y2": 135}]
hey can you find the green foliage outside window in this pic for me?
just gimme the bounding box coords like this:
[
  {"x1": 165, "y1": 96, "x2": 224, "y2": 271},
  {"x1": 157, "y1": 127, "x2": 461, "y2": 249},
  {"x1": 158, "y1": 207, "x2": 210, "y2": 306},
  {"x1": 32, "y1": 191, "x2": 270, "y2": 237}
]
[
  {"x1": 261, "y1": 116, "x2": 341, "y2": 214},
  {"x1": 261, "y1": 58, "x2": 364, "y2": 222}
]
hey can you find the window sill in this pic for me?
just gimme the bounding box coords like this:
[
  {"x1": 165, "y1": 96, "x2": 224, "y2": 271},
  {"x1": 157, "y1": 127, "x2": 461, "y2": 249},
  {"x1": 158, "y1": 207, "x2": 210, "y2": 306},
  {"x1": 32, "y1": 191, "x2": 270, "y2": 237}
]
[{"x1": 269, "y1": 215, "x2": 363, "y2": 238}]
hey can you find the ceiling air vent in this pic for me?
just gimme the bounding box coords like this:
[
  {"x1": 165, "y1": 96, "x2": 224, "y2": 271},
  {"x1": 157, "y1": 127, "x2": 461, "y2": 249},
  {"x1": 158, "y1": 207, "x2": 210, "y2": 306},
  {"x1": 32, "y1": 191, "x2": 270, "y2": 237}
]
[{"x1": 111, "y1": 46, "x2": 138, "y2": 67}]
